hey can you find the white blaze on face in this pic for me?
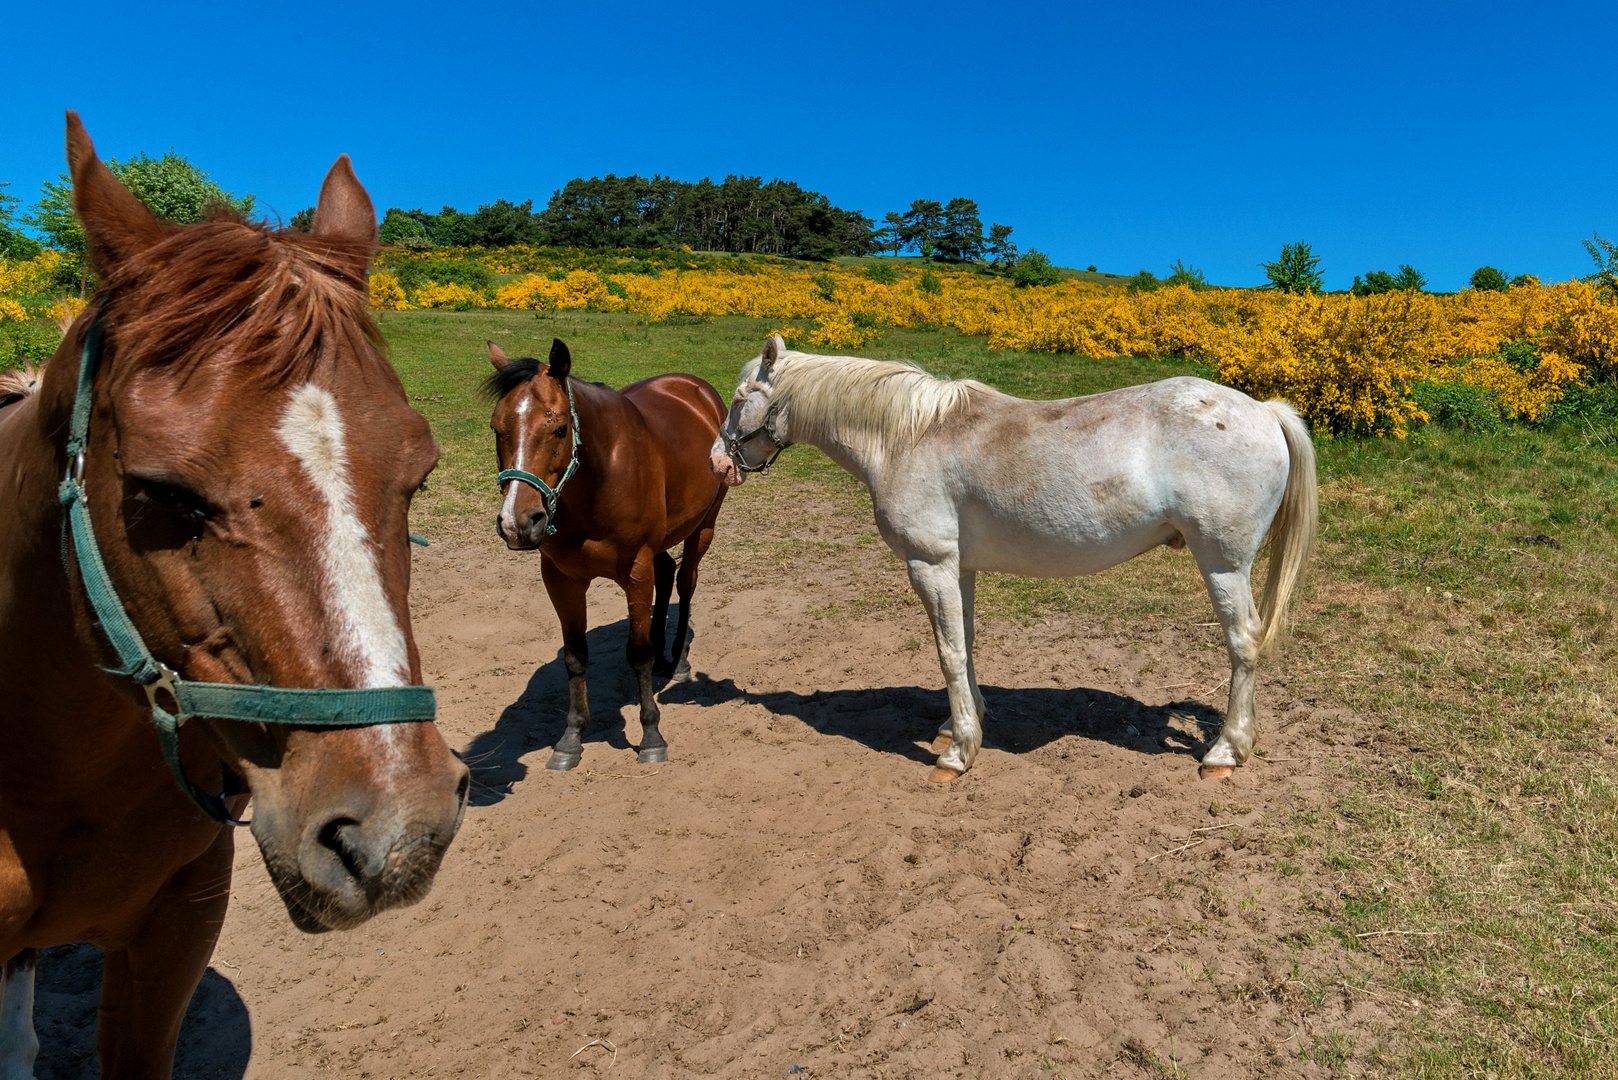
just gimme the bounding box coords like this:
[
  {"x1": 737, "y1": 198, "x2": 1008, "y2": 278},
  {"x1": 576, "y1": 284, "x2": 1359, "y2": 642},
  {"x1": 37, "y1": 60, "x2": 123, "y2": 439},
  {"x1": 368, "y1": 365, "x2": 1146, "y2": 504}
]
[
  {"x1": 0, "y1": 954, "x2": 38, "y2": 1080},
  {"x1": 497, "y1": 393, "x2": 534, "y2": 540},
  {"x1": 278, "y1": 383, "x2": 411, "y2": 688}
]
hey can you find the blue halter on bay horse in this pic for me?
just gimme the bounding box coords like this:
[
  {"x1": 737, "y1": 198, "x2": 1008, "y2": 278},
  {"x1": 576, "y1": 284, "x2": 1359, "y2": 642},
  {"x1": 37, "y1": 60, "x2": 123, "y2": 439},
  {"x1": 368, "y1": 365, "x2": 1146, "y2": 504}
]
[
  {"x1": 0, "y1": 113, "x2": 469, "y2": 1078},
  {"x1": 485, "y1": 339, "x2": 729, "y2": 771}
]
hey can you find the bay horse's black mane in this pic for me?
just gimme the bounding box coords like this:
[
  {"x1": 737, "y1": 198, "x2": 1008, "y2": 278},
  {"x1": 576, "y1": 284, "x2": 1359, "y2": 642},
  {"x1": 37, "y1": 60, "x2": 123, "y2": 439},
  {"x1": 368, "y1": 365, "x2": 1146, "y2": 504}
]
[{"x1": 480, "y1": 357, "x2": 606, "y2": 400}]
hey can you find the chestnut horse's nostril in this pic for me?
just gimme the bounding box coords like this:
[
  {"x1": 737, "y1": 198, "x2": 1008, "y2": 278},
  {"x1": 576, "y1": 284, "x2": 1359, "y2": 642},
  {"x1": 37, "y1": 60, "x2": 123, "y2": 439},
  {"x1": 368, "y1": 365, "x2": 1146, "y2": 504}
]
[{"x1": 316, "y1": 816, "x2": 382, "y2": 887}]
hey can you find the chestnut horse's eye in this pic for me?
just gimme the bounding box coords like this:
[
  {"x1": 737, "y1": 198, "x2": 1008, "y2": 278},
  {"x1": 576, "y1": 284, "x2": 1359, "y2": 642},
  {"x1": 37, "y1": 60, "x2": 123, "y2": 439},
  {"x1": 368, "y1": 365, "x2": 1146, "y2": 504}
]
[{"x1": 133, "y1": 477, "x2": 213, "y2": 523}]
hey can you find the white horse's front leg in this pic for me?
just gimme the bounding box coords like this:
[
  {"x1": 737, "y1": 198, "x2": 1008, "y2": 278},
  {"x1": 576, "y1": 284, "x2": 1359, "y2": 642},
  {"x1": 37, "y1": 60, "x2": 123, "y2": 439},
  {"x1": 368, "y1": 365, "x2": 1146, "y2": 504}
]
[
  {"x1": 906, "y1": 557, "x2": 981, "y2": 782},
  {"x1": 0, "y1": 948, "x2": 39, "y2": 1080},
  {"x1": 1199, "y1": 567, "x2": 1262, "y2": 778},
  {"x1": 932, "y1": 570, "x2": 988, "y2": 755}
]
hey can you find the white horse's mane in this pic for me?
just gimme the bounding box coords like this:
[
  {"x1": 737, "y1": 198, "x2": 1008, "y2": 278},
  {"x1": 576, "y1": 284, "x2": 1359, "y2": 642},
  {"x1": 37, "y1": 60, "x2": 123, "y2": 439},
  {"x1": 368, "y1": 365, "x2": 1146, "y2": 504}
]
[{"x1": 746, "y1": 350, "x2": 993, "y2": 451}]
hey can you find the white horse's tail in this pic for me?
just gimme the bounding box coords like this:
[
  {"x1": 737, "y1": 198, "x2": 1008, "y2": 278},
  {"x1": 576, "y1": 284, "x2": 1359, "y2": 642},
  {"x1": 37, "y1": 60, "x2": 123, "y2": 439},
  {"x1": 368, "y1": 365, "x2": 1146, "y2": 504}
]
[{"x1": 1256, "y1": 401, "x2": 1318, "y2": 657}]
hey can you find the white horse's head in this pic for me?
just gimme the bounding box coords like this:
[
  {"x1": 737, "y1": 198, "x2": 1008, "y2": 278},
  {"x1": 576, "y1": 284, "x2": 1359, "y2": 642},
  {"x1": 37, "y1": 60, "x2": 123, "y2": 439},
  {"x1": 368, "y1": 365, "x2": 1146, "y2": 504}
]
[{"x1": 710, "y1": 333, "x2": 791, "y2": 485}]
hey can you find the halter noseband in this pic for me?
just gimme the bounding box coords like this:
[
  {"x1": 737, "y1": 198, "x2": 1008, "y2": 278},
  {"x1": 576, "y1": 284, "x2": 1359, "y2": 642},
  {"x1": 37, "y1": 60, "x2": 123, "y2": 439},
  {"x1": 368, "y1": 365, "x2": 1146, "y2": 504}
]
[
  {"x1": 724, "y1": 400, "x2": 788, "y2": 475},
  {"x1": 495, "y1": 377, "x2": 582, "y2": 535},
  {"x1": 58, "y1": 318, "x2": 439, "y2": 826}
]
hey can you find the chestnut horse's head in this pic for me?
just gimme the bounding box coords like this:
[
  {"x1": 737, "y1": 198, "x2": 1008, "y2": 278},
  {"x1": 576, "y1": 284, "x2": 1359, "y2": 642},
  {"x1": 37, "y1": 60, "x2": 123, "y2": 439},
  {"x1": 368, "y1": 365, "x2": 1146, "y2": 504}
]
[
  {"x1": 60, "y1": 113, "x2": 468, "y2": 932},
  {"x1": 483, "y1": 338, "x2": 578, "y2": 550}
]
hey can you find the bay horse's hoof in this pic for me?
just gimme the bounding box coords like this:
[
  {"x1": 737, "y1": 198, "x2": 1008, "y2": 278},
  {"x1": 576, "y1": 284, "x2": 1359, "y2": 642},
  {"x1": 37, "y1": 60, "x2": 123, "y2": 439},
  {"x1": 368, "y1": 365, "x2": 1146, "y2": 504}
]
[
  {"x1": 930, "y1": 765, "x2": 964, "y2": 784},
  {"x1": 670, "y1": 664, "x2": 694, "y2": 684},
  {"x1": 929, "y1": 733, "x2": 953, "y2": 756},
  {"x1": 1198, "y1": 764, "x2": 1236, "y2": 780},
  {"x1": 637, "y1": 746, "x2": 668, "y2": 764},
  {"x1": 546, "y1": 750, "x2": 582, "y2": 771}
]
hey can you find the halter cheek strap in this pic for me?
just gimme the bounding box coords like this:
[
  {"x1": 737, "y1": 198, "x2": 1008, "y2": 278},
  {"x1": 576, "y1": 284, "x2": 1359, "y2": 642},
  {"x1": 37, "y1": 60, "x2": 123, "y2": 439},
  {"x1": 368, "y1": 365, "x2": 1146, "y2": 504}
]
[
  {"x1": 723, "y1": 401, "x2": 789, "y2": 475},
  {"x1": 496, "y1": 378, "x2": 582, "y2": 535},
  {"x1": 58, "y1": 318, "x2": 439, "y2": 826}
]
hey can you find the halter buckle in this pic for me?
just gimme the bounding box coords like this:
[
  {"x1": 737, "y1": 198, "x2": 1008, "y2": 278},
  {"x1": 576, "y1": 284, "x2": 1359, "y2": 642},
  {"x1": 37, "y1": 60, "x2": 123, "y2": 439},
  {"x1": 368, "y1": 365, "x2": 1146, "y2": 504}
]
[{"x1": 143, "y1": 661, "x2": 185, "y2": 722}]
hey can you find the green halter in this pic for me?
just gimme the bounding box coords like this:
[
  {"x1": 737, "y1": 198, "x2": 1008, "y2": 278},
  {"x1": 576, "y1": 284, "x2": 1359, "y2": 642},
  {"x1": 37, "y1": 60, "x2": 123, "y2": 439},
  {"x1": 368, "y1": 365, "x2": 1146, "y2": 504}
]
[
  {"x1": 58, "y1": 319, "x2": 438, "y2": 826},
  {"x1": 495, "y1": 377, "x2": 582, "y2": 536}
]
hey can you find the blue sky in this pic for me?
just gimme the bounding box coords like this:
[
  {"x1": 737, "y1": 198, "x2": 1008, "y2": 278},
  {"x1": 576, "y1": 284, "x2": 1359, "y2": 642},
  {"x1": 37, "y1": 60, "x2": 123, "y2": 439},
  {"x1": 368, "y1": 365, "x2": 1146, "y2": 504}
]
[{"x1": 5, "y1": 1, "x2": 1614, "y2": 289}]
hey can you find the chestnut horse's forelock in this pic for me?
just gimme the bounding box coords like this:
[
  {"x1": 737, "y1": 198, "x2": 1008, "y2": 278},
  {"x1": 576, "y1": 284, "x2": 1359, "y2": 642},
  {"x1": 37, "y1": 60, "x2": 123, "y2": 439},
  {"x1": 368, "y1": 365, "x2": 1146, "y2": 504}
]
[{"x1": 94, "y1": 215, "x2": 381, "y2": 383}]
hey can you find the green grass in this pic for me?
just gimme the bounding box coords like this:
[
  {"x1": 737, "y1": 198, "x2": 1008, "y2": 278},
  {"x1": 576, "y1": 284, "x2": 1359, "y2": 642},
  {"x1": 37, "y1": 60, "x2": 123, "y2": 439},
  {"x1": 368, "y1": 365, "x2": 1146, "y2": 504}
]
[{"x1": 386, "y1": 309, "x2": 1618, "y2": 1078}]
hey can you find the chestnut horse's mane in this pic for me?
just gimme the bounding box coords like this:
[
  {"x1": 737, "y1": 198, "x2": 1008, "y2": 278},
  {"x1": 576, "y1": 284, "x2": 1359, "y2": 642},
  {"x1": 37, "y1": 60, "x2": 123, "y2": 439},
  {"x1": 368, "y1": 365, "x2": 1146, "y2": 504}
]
[{"x1": 7, "y1": 215, "x2": 381, "y2": 402}]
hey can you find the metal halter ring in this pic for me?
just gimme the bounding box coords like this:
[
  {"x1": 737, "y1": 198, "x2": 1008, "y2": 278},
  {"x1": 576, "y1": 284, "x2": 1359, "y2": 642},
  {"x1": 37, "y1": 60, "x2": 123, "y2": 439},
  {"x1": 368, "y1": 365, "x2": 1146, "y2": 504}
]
[{"x1": 724, "y1": 402, "x2": 788, "y2": 475}]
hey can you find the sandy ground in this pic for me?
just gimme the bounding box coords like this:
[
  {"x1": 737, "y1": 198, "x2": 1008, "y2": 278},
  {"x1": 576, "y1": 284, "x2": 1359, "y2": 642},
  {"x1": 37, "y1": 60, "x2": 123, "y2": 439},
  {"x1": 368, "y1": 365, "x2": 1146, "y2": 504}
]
[{"x1": 33, "y1": 494, "x2": 1398, "y2": 1079}]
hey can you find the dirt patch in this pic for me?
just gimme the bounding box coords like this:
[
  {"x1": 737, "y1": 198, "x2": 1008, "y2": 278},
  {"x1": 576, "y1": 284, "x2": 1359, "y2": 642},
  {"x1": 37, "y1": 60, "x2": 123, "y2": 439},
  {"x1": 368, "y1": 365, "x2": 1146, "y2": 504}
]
[{"x1": 36, "y1": 496, "x2": 1397, "y2": 1079}]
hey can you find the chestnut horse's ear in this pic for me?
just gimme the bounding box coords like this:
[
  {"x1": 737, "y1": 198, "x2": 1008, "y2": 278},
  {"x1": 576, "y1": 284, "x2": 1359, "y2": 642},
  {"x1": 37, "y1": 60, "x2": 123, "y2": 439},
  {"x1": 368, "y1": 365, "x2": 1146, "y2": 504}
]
[
  {"x1": 548, "y1": 339, "x2": 572, "y2": 381},
  {"x1": 487, "y1": 340, "x2": 509, "y2": 370},
  {"x1": 310, "y1": 154, "x2": 376, "y2": 280},
  {"x1": 65, "y1": 111, "x2": 165, "y2": 272},
  {"x1": 759, "y1": 333, "x2": 786, "y2": 379}
]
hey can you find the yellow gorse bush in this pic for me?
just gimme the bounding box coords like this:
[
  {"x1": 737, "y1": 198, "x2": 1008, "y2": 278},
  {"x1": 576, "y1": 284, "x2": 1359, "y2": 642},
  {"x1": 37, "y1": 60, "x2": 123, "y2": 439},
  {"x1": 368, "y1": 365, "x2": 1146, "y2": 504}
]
[
  {"x1": 9, "y1": 242, "x2": 1617, "y2": 436},
  {"x1": 0, "y1": 251, "x2": 73, "y2": 324}
]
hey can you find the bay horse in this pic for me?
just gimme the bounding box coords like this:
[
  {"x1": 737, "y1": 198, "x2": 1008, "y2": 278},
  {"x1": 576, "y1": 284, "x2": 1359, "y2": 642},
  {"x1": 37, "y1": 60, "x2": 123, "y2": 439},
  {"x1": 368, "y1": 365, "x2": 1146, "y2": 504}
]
[
  {"x1": 484, "y1": 339, "x2": 727, "y2": 771},
  {"x1": 712, "y1": 334, "x2": 1317, "y2": 783},
  {"x1": 0, "y1": 114, "x2": 469, "y2": 1078}
]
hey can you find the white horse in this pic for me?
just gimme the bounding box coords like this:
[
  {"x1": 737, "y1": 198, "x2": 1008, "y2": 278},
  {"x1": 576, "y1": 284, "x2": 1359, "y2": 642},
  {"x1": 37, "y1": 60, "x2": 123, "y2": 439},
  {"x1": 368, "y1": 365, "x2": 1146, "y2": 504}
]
[{"x1": 711, "y1": 335, "x2": 1317, "y2": 782}]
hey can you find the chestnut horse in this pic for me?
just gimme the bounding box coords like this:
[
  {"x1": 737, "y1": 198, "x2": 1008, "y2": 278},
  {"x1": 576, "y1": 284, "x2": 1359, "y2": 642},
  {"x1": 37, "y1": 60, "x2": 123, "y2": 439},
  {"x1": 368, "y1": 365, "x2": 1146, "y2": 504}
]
[
  {"x1": 0, "y1": 114, "x2": 469, "y2": 1078},
  {"x1": 484, "y1": 339, "x2": 727, "y2": 771}
]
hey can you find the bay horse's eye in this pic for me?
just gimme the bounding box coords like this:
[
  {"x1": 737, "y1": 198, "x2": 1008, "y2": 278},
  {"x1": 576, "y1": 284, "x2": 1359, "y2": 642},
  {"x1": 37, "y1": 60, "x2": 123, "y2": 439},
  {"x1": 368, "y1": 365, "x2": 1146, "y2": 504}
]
[{"x1": 553, "y1": 425, "x2": 568, "y2": 439}]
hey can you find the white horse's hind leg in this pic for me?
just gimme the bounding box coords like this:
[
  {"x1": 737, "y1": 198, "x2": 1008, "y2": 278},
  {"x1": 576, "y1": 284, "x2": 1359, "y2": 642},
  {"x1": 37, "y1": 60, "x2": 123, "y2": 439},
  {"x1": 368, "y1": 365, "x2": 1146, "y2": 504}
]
[
  {"x1": 1198, "y1": 567, "x2": 1263, "y2": 778},
  {"x1": 932, "y1": 570, "x2": 988, "y2": 755},
  {"x1": 906, "y1": 558, "x2": 981, "y2": 781},
  {"x1": 0, "y1": 949, "x2": 39, "y2": 1080}
]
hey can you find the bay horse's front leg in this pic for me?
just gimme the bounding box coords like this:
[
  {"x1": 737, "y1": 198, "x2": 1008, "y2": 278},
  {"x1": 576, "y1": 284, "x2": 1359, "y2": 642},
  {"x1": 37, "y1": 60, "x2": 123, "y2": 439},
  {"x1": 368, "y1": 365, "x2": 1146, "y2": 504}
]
[
  {"x1": 96, "y1": 828, "x2": 233, "y2": 1078},
  {"x1": 623, "y1": 549, "x2": 667, "y2": 764},
  {"x1": 905, "y1": 557, "x2": 981, "y2": 783},
  {"x1": 650, "y1": 550, "x2": 677, "y2": 677},
  {"x1": 541, "y1": 555, "x2": 591, "y2": 772},
  {"x1": 667, "y1": 491, "x2": 725, "y2": 684},
  {"x1": 1197, "y1": 566, "x2": 1263, "y2": 779}
]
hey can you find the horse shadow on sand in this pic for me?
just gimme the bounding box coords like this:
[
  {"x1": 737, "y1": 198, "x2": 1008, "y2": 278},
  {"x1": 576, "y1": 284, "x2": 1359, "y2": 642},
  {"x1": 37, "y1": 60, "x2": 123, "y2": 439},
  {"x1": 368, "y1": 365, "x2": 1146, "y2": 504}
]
[
  {"x1": 463, "y1": 614, "x2": 668, "y2": 806},
  {"x1": 463, "y1": 611, "x2": 1224, "y2": 802},
  {"x1": 30, "y1": 943, "x2": 250, "y2": 1079},
  {"x1": 660, "y1": 674, "x2": 1226, "y2": 767}
]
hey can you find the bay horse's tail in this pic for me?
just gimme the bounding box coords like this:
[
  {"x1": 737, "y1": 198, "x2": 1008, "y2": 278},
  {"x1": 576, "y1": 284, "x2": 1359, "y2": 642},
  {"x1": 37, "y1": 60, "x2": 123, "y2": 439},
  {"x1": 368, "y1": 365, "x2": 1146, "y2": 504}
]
[{"x1": 1256, "y1": 400, "x2": 1318, "y2": 657}]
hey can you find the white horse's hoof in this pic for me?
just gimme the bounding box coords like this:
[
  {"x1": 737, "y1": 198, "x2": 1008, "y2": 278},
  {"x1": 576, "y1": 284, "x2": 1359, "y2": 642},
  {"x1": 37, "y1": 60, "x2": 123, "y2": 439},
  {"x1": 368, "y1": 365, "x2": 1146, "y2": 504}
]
[
  {"x1": 930, "y1": 765, "x2": 964, "y2": 784},
  {"x1": 929, "y1": 733, "x2": 953, "y2": 755},
  {"x1": 1198, "y1": 764, "x2": 1236, "y2": 780}
]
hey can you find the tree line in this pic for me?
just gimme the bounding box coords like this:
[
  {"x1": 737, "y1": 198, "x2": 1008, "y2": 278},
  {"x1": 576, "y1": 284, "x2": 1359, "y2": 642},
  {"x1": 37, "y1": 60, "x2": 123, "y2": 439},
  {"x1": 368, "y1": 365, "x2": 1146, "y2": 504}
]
[{"x1": 378, "y1": 176, "x2": 1021, "y2": 266}]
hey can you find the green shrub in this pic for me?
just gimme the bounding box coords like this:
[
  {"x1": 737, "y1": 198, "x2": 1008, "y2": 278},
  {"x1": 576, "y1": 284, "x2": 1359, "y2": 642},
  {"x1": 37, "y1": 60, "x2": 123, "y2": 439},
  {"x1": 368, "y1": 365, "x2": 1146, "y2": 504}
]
[
  {"x1": 1470, "y1": 266, "x2": 1509, "y2": 292},
  {"x1": 1261, "y1": 240, "x2": 1323, "y2": 294},
  {"x1": 393, "y1": 258, "x2": 491, "y2": 293},
  {"x1": 917, "y1": 268, "x2": 943, "y2": 295},
  {"x1": 863, "y1": 262, "x2": 899, "y2": 284},
  {"x1": 1409, "y1": 379, "x2": 1504, "y2": 433},
  {"x1": 0, "y1": 320, "x2": 61, "y2": 368},
  {"x1": 1128, "y1": 269, "x2": 1161, "y2": 293},
  {"x1": 379, "y1": 210, "x2": 428, "y2": 245},
  {"x1": 1545, "y1": 381, "x2": 1618, "y2": 428},
  {"x1": 1165, "y1": 259, "x2": 1207, "y2": 290},
  {"x1": 1012, "y1": 250, "x2": 1060, "y2": 288}
]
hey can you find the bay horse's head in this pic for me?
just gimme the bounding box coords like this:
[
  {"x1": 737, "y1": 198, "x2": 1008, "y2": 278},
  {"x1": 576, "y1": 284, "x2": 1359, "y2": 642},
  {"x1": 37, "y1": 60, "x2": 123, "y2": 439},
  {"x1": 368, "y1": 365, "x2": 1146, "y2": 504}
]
[
  {"x1": 483, "y1": 338, "x2": 578, "y2": 549},
  {"x1": 711, "y1": 332, "x2": 792, "y2": 484},
  {"x1": 58, "y1": 113, "x2": 468, "y2": 932}
]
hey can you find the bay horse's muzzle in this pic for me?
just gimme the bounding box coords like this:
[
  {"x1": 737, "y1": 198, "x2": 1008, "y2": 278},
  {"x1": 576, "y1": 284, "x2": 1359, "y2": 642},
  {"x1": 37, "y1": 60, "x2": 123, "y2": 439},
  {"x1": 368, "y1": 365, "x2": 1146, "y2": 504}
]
[{"x1": 496, "y1": 503, "x2": 549, "y2": 549}]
